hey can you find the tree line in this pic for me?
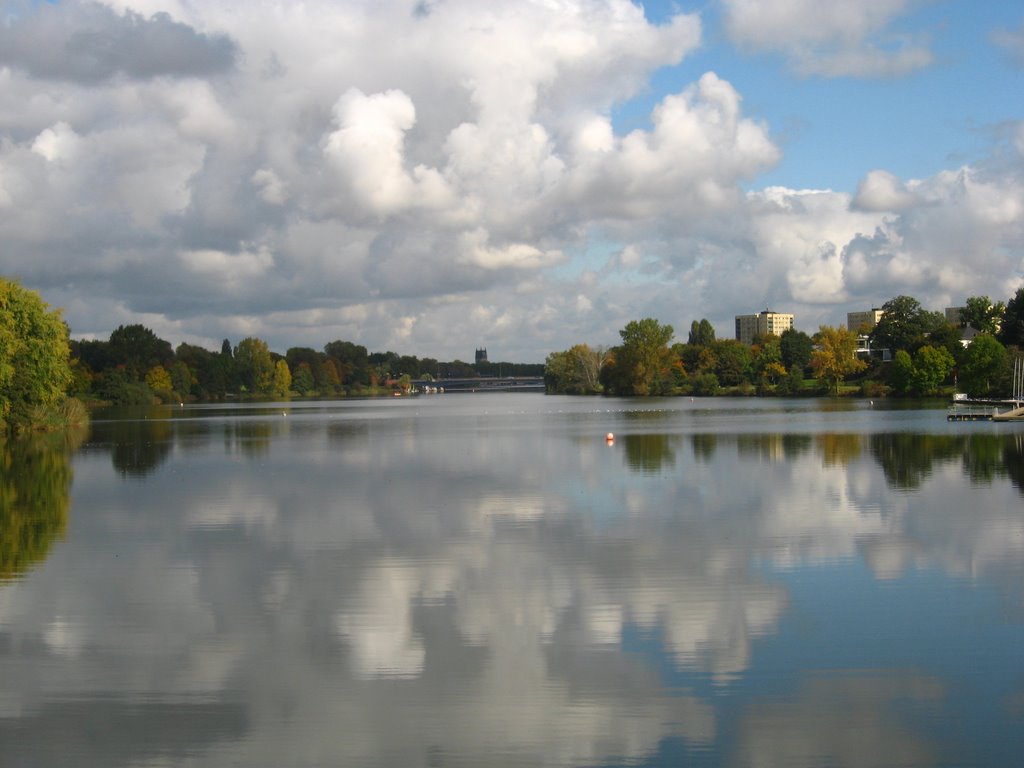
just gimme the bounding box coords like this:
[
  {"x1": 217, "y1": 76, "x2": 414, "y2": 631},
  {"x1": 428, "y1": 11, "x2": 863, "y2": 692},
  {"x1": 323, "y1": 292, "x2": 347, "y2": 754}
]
[
  {"x1": 545, "y1": 289, "x2": 1024, "y2": 398},
  {"x1": 2, "y1": 276, "x2": 544, "y2": 431},
  {"x1": 5, "y1": 275, "x2": 1024, "y2": 431},
  {"x1": 69, "y1": 331, "x2": 542, "y2": 405}
]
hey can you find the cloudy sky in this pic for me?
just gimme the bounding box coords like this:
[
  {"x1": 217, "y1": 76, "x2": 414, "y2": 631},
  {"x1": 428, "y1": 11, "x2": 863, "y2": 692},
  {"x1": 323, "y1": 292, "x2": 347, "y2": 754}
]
[{"x1": 1, "y1": 0, "x2": 1022, "y2": 361}]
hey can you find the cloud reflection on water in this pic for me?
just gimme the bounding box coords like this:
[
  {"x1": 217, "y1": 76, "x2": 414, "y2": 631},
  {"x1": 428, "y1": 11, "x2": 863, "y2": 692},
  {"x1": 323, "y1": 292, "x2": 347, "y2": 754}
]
[{"x1": 1, "y1": 399, "x2": 1022, "y2": 765}]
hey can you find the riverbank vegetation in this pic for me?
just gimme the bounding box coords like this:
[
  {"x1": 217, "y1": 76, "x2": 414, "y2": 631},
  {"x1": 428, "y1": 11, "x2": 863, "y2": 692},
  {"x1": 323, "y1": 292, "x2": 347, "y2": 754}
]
[
  {"x1": 69, "y1": 332, "x2": 542, "y2": 405},
  {"x1": 1, "y1": 278, "x2": 87, "y2": 434},
  {"x1": 6, "y1": 275, "x2": 1024, "y2": 419},
  {"x1": 546, "y1": 290, "x2": 1024, "y2": 399},
  {"x1": 5, "y1": 276, "x2": 544, "y2": 414}
]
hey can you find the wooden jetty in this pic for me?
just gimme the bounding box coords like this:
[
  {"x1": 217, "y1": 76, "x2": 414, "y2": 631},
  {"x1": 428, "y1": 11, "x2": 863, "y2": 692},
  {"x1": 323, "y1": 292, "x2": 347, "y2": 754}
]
[
  {"x1": 993, "y1": 405, "x2": 1024, "y2": 422},
  {"x1": 949, "y1": 358, "x2": 1024, "y2": 422}
]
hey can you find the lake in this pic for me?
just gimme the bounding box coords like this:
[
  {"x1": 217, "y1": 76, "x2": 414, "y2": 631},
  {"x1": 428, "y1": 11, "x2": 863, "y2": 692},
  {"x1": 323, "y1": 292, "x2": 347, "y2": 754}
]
[{"x1": 2, "y1": 394, "x2": 1023, "y2": 767}]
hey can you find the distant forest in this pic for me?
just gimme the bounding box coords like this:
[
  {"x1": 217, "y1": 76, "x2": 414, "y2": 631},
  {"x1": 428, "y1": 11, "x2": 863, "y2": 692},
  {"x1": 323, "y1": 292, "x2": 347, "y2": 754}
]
[{"x1": 70, "y1": 326, "x2": 543, "y2": 405}]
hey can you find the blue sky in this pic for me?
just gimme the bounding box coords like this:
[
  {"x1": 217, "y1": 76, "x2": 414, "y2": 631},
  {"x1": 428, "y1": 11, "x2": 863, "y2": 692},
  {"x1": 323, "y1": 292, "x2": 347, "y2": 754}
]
[
  {"x1": 628, "y1": 0, "x2": 1023, "y2": 192},
  {"x1": 0, "y1": 0, "x2": 1022, "y2": 360}
]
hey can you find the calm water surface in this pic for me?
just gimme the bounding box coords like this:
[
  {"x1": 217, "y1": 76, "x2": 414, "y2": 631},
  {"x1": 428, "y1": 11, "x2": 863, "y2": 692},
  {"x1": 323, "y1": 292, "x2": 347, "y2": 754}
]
[{"x1": 2, "y1": 394, "x2": 1023, "y2": 767}]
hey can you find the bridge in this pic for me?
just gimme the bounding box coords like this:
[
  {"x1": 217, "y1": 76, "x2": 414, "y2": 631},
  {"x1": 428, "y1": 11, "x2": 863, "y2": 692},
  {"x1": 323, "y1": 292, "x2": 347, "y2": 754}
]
[{"x1": 411, "y1": 376, "x2": 545, "y2": 393}]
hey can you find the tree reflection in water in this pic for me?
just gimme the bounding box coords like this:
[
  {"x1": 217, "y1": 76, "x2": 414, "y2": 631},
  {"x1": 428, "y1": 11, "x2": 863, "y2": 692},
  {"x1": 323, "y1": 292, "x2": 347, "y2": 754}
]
[
  {"x1": 622, "y1": 433, "x2": 676, "y2": 474},
  {"x1": 870, "y1": 432, "x2": 1024, "y2": 494},
  {"x1": 0, "y1": 428, "x2": 83, "y2": 580}
]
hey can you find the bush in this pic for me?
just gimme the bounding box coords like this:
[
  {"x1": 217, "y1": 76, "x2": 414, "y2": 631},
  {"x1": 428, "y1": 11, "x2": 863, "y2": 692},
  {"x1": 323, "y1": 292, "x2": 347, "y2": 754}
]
[
  {"x1": 692, "y1": 373, "x2": 720, "y2": 396},
  {"x1": 96, "y1": 369, "x2": 156, "y2": 405}
]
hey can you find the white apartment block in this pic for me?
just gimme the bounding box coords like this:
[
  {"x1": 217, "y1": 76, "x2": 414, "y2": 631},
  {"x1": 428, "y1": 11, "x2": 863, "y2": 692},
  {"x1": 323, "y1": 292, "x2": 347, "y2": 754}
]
[{"x1": 734, "y1": 310, "x2": 794, "y2": 345}]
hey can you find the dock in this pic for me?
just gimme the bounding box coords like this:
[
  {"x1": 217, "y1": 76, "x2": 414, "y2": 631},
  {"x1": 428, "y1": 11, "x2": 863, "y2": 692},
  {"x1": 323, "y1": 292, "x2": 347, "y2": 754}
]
[
  {"x1": 993, "y1": 405, "x2": 1024, "y2": 422},
  {"x1": 950, "y1": 359, "x2": 1024, "y2": 421},
  {"x1": 947, "y1": 405, "x2": 1000, "y2": 422}
]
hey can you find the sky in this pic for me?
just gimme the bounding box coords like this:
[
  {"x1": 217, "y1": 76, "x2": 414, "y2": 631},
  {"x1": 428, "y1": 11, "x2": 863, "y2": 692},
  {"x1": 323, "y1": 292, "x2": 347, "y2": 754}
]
[{"x1": 0, "y1": 0, "x2": 1021, "y2": 362}]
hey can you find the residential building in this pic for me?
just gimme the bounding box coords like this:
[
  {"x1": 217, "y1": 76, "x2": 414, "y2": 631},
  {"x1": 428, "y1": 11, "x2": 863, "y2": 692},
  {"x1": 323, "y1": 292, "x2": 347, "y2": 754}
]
[
  {"x1": 734, "y1": 310, "x2": 794, "y2": 345},
  {"x1": 847, "y1": 308, "x2": 884, "y2": 333}
]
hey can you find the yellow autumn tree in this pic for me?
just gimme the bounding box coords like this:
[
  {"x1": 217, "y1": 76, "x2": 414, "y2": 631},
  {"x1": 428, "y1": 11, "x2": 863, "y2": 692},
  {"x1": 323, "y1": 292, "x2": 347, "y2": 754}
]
[
  {"x1": 272, "y1": 359, "x2": 292, "y2": 397},
  {"x1": 811, "y1": 325, "x2": 866, "y2": 395}
]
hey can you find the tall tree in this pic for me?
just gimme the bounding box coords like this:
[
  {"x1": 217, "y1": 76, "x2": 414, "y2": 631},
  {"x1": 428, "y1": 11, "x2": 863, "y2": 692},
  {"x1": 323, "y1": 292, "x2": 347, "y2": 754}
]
[
  {"x1": 959, "y1": 334, "x2": 1008, "y2": 398},
  {"x1": 869, "y1": 295, "x2": 944, "y2": 354},
  {"x1": 712, "y1": 339, "x2": 753, "y2": 386},
  {"x1": 292, "y1": 363, "x2": 315, "y2": 394},
  {"x1": 108, "y1": 324, "x2": 173, "y2": 378},
  {"x1": 687, "y1": 319, "x2": 716, "y2": 346},
  {"x1": 998, "y1": 287, "x2": 1024, "y2": 347},
  {"x1": 176, "y1": 343, "x2": 227, "y2": 399},
  {"x1": 324, "y1": 340, "x2": 369, "y2": 387},
  {"x1": 961, "y1": 295, "x2": 1005, "y2": 335},
  {"x1": 272, "y1": 359, "x2": 292, "y2": 397},
  {"x1": 779, "y1": 328, "x2": 814, "y2": 373},
  {"x1": 811, "y1": 325, "x2": 866, "y2": 394},
  {"x1": 234, "y1": 337, "x2": 274, "y2": 394},
  {"x1": 613, "y1": 318, "x2": 675, "y2": 395},
  {"x1": 544, "y1": 344, "x2": 606, "y2": 394},
  {"x1": 1, "y1": 278, "x2": 73, "y2": 428},
  {"x1": 911, "y1": 345, "x2": 955, "y2": 396},
  {"x1": 889, "y1": 350, "x2": 915, "y2": 396}
]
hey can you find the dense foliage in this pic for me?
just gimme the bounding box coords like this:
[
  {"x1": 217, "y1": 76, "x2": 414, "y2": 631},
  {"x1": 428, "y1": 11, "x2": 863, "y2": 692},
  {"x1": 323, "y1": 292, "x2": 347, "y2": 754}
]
[
  {"x1": 810, "y1": 326, "x2": 866, "y2": 395},
  {"x1": 545, "y1": 287, "x2": 1024, "y2": 399},
  {"x1": 6, "y1": 274, "x2": 1024, "y2": 409},
  {"x1": 65, "y1": 323, "x2": 544, "y2": 405},
  {"x1": 1, "y1": 278, "x2": 77, "y2": 430}
]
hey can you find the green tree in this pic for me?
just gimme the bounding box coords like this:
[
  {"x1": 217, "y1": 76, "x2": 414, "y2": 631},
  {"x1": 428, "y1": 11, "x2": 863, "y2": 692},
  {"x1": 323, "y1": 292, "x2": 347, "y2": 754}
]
[
  {"x1": 959, "y1": 334, "x2": 1008, "y2": 398},
  {"x1": 176, "y1": 343, "x2": 228, "y2": 399},
  {"x1": 889, "y1": 349, "x2": 915, "y2": 396},
  {"x1": 998, "y1": 286, "x2": 1024, "y2": 348},
  {"x1": 779, "y1": 328, "x2": 814, "y2": 373},
  {"x1": 811, "y1": 325, "x2": 866, "y2": 394},
  {"x1": 711, "y1": 339, "x2": 753, "y2": 386},
  {"x1": 691, "y1": 372, "x2": 720, "y2": 396},
  {"x1": 108, "y1": 324, "x2": 173, "y2": 379},
  {"x1": 292, "y1": 362, "x2": 315, "y2": 395},
  {"x1": 1, "y1": 278, "x2": 73, "y2": 429},
  {"x1": 911, "y1": 345, "x2": 955, "y2": 395},
  {"x1": 777, "y1": 364, "x2": 805, "y2": 396},
  {"x1": 545, "y1": 344, "x2": 607, "y2": 394},
  {"x1": 235, "y1": 337, "x2": 274, "y2": 394},
  {"x1": 927, "y1": 322, "x2": 967, "y2": 364},
  {"x1": 754, "y1": 337, "x2": 783, "y2": 384},
  {"x1": 612, "y1": 318, "x2": 675, "y2": 395},
  {"x1": 168, "y1": 360, "x2": 194, "y2": 399},
  {"x1": 324, "y1": 340, "x2": 370, "y2": 388},
  {"x1": 870, "y1": 295, "x2": 944, "y2": 354},
  {"x1": 961, "y1": 296, "x2": 1005, "y2": 335},
  {"x1": 687, "y1": 318, "x2": 716, "y2": 346}
]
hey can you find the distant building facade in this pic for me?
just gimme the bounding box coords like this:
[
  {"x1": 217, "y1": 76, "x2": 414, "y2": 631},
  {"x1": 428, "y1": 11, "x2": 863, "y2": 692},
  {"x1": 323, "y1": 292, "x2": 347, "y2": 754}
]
[
  {"x1": 734, "y1": 310, "x2": 794, "y2": 345},
  {"x1": 475, "y1": 348, "x2": 488, "y2": 364},
  {"x1": 847, "y1": 308, "x2": 884, "y2": 333},
  {"x1": 945, "y1": 307, "x2": 964, "y2": 327}
]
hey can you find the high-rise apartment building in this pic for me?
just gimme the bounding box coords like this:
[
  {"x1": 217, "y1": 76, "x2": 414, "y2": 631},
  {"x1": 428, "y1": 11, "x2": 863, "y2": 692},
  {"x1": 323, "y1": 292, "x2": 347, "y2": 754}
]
[{"x1": 734, "y1": 310, "x2": 794, "y2": 345}]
